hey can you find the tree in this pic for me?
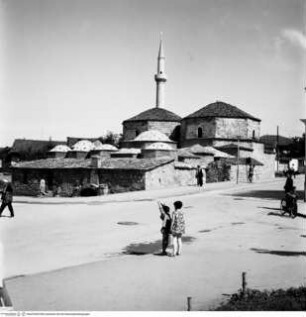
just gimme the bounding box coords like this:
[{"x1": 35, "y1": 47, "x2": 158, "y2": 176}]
[{"x1": 99, "y1": 131, "x2": 123, "y2": 148}]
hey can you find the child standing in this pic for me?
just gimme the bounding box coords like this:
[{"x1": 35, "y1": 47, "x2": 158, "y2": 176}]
[
  {"x1": 171, "y1": 201, "x2": 185, "y2": 256},
  {"x1": 158, "y1": 201, "x2": 172, "y2": 255}
]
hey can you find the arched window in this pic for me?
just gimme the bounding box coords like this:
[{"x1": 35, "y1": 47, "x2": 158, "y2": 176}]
[
  {"x1": 198, "y1": 127, "x2": 203, "y2": 138},
  {"x1": 252, "y1": 130, "x2": 255, "y2": 139}
]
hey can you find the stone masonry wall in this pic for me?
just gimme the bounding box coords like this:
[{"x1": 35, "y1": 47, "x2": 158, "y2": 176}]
[
  {"x1": 145, "y1": 162, "x2": 197, "y2": 190},
  {"x1": 147, "y1": 121, "x2": 180, "y2": 139},
  {"x1": 12, "y1": 169, "x2": 92, "y2": 196},
  {"x1": 98, "y1": 169, "x2": 145, "y2": 193},
  {"x1": 123, "y1": 122, "x2": 148, "y2": 141},
  {"x1": 215, "y1": 118, "x2": 260, "y2": 140},
  {"x1": 181, "y1": 118, "x2": 217, "y2": 140}
]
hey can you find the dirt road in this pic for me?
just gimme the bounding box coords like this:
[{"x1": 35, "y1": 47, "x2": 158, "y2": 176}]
[{"x1": 1, "y1": 176, "x2": 305, "y2": 310}]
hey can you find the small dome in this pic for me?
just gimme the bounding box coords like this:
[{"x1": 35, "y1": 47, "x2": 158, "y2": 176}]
[
  {"x1": 145, "y1": 142, "x2": 173, "y2": 150},
  {"x1": 93, "y1": 140, "x2": 103, "y2": 148},
  {"x1": 116, "y1": 148, "x2": 141, "y2": 154},
  {"x1": 72, "y1": 140, "x2": 95, "y2": 152},
  {"x1": 94, "y1": 143, "x2": 118, "y2": 151},
  {"x1": 134, "y1": 130, "x2": 171, "y2": 142},
  {"x1": 50, "y1": 145, "x2": 71, "y2": 152}
]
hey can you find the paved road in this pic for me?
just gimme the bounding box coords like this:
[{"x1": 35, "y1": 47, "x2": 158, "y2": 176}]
[{"x1": 1, "y1": 176, "x2": 305, "y2": 311}]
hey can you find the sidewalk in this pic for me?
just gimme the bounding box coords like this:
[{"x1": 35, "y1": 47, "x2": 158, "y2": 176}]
[{"x1": 14, "y1": 176, "x2": 288, "y2": 205}]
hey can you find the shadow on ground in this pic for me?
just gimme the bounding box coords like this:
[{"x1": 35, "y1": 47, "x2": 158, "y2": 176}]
[
  {"x1": 251, "y1": 248, "x2": 306, "y2": 257},
  {"x1": 229, "y1": 190, "x2": 303, "y2": 201},
  {"x1": 122, "y1": 236, "x2": 196, "y2": 256},
  {"x1": 258, "y1": 206, "x2": 306, "y2": 219}
]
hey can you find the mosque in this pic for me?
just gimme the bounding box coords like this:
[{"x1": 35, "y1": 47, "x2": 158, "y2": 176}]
[{"x1": 11, "y1": 38, "x2": 275, "y2": 196}]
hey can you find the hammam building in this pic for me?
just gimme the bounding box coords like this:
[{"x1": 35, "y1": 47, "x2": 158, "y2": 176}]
[{"x1": 11, "y1": 38, "x2": 275, "y2": 196}]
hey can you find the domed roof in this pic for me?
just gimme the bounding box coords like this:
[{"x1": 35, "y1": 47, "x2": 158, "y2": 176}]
[
  {"x1": 93, "y1": 140, "x2": 103, "y2": 148},
  {"x1": 50, "y1": 145, "x2": 71, "y2": 152},
  {"x1": 123, "y1": 107, "x2": 181, "y2": 123},
  {"x1": 72, "y1": 140, "x2": 95, "y2": 152},
  {"x1": 145, "y1": 142, "x2": 173, "y2": 150},
  {"x1": 134, "y1": 130, "x2": 171, "y2": 142},
  {"x1": 94, "y1": 143, "x2": 118, "y2": 151}
]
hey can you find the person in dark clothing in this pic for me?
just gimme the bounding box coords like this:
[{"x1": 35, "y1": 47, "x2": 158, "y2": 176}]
[
  {"x1": 158, "y1": 201, "x2": 172, "y2": 255},
  {"x1": 196, "y1": 165, "x2": 204, "y2": 187},
  {"x1": 0, "y1": 180, "x2": 14, "y2": 218},
  {"x1": 284, "y1": 173, "x2": 294, "y2": 194}
]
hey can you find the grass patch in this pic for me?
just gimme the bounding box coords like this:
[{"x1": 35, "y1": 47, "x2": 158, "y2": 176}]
[{"x1": 214, "y1": 287, "x2": 306, "y2": 311}]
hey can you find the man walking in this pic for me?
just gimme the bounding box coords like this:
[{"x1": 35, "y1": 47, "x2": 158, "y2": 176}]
[{"x1": 0, "y1": 180, "x2": 14, "y2": 218}]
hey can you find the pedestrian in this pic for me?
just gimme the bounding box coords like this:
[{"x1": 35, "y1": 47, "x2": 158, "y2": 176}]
[
  {"x1": 170, "y1": 200, "x2": 185, "y2": 257},
  {"x1": 248, "y1": 164, "x2": 254, "y2": 183},
  {"x1": 39, "y1": 179, "x2": 46, "y2": 196},
  {"x1": 158, "y1": 201, "x2": 172, "y2": 255},
  {"x1": 195, "y1": 165, "x2": 203, "y2": 187},
  {"x1": 0, "y1": 180, "x2": 14, "y2": 218},
  {"x1": 284, "y1": 172, "x2": 294, "y2": 194}
]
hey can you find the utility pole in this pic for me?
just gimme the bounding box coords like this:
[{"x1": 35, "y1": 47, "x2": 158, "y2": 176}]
[
  {"x1": 300, "y1": 119, "x2": 306, "y2": 202},
  {"x1": 276, "y1": 125, "x2": 279, "y2": 173},
  {"x1": 236, "y1": 137, "x2": 240, "y2": 184}
]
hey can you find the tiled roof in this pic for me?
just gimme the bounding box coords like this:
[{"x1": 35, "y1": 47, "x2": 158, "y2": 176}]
[
  {"x1": 184, "y1": 101, "x2": 261, "y2": 122},
  {"x1": 187, "y1": 144, "x2": 214, "y2": 155},
  {"x1": 177, "y1": 148, "x2": 200, "y2": 158},
  {"x1": 134, "y1": 130, "x2": 172, "y2": 142},
  {"x1": 123, "y1": 107, "x2": 181, "y2": 122},
  {"x1": 13, "y1": 157, "x2": 174, "y2": 171},
  {"x1": 216, "y1": 143, "x2": 253, "y2": 151},
  {"x1": 10, "y1": 139, "x2": 65, "y2": 154}
]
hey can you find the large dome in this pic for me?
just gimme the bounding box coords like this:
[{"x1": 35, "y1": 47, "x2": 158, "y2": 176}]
[{"x1": 134, "y1": 130, "x2": 171, "y2": 142}]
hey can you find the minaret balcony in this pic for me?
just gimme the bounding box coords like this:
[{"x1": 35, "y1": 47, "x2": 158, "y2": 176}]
[{"x1": 155, "y1": 74, "x2": 167, "y2": 82}]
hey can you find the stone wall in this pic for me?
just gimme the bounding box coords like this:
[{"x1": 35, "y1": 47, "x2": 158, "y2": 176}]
[
  {"x1": 147, "y1": 121, "x2": 180, "y2": 140},
  {"x1": 215, "y1": 118, "x2": 260, "y2": 140},
  {"x1": 123, "y1": 121, "x2": 148, "y2": 141},
  {"x1": 98, "y1": 169, "x2": 145, "y2": 193},
  {"x1": 180, "y1": 117, "x2": 260, "y2": 147},
  {"x1": 141, "y1": 149, "x2": 177, "y2": 159},
  {"x1": 180, "y1": 118, "x2": 216, "y2": 141},
  {"x1": 145, "y1": 162, "x2": 196, "y2": 189},
  {"x1": 12, "y1": 168, "x2": 92, "y2": 196}
]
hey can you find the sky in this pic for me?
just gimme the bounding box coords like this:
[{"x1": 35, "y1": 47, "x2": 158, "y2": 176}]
[{"x1": 0, "y1": 0, "x2": 305, "y2": 147}]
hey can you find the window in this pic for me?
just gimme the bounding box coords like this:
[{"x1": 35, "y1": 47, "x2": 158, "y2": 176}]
[
  {"x1": 252, "y1": 130, "x2": 255, "y2": 139},
  {"x1": 135, "y1": 130, "x2": 140, "y2": 137},
  {"x1": 198, "y1": 127, "x2": 203, "y2": 138}
]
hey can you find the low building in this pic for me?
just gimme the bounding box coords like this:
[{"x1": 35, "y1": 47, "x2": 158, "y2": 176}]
[{"x1": 11, "y1": 156, "x2": 197, "y2": 196}]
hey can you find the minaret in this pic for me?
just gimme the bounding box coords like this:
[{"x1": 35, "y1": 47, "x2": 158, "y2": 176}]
[{"x1": 154, "y1": 33, "x2": 167, "y2": 108}]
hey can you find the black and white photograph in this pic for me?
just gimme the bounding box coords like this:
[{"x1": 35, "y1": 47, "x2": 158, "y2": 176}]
[{"x1": 0, "y1": 0, "x2": 305, "y2": 313}]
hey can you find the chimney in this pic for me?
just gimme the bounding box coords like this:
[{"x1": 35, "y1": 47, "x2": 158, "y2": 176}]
[{"x1": 91, "y1": 155, "x2": 102, "y2": 168}]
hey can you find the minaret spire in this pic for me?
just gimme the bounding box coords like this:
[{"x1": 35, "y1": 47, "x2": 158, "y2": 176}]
[{"x1": 154, "y1": 32, "x2": 167, "y2": 108}]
